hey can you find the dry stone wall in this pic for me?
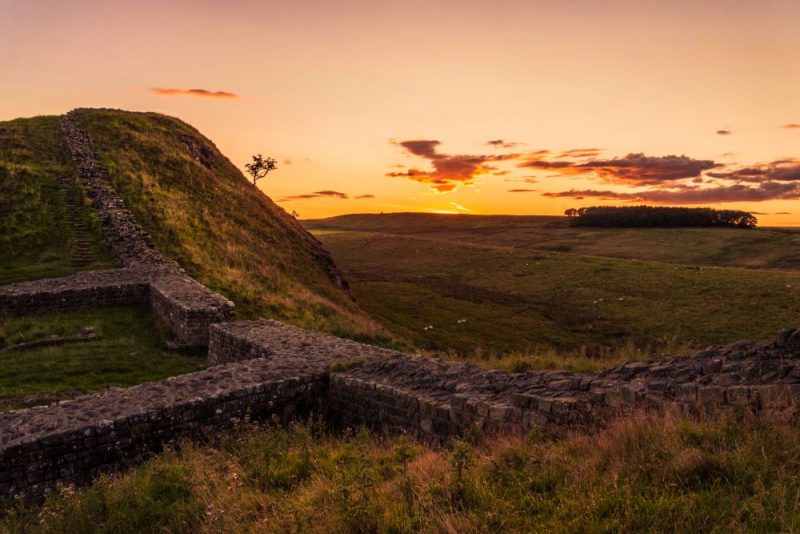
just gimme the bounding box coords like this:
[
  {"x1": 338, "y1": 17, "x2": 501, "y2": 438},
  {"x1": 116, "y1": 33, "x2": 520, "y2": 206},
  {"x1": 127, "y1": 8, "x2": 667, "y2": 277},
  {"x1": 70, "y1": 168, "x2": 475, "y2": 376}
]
[
  {"x1": 2, "y1": 319, "x2": 800, "y2": 502},
  {"x1": 0, "y1": 269, "x2": 151, "y2": 316},
  {"x1": 0, "y1": 357, "x2": 328, "y2": 501}
]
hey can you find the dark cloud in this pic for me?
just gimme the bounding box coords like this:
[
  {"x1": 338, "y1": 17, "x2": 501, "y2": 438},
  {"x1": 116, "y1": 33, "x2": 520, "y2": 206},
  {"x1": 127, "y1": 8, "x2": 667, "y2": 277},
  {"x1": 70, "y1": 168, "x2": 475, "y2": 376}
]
[
  {"x1": 508, "y1": 188, "x2": 538, "y2": 193},
  {"x1": 520, "y1": 153, "x2": 720, "y2": 186},
  {"x1": 388, "y1": 139, "x2": 520, "y2": 192},
  {"x1": 149, "y1": 88, "x2": 238, "y2": 99},
  {"x1": 707, "y1": 160, "x2": 800, "y2": 182},
  {"x1": 543, "y1": 181, "x2": 800, "y2": 203},
  {"x1": 504, "y1": 177, "x2": 538, "y2": 184},
  {"x1": 280, "y1": 190, "x2": 349, "y2": 201},
  {"x1": 355, "y1": 194, "x2": 375, "y2": 199},
  {"x1": 486, "y1": 139, "x2": 520, "y2": 148},
  {"x1": 783, "y1": 124, "x2": 800, "y2": 129},
  {"x1": 716, "y1": 129, "x2": 732, "y2": 135}
]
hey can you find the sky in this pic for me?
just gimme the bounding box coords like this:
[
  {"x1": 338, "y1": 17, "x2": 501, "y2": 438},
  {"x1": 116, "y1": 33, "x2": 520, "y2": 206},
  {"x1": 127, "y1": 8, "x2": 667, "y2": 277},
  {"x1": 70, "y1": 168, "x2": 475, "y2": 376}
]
[{"x1": 2, "y1": 0, "x2": 799, "y2": 224}]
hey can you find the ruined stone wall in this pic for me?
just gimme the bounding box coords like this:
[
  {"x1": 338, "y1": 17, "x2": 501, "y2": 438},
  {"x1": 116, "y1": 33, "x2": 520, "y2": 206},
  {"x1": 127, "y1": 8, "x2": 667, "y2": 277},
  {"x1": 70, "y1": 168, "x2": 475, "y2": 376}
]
[
  {"x1": 2, "y1": 319, "x2": 800, "y2": 502},
  {"x1": 149, "y1": 274, "x2": 235, "y2": 347},
  {"x1": 60, "y1": 110, "x2": 176, "y2": 270},
  {"x1": 0, "y1": 269, "x2": 152, "y2": 317},
  {"x1": 0, "y1": 357, "x2": 328, "y2": 501},
  {"x1": 209, "y1": 321, "x2": 800, "y2": 443}
]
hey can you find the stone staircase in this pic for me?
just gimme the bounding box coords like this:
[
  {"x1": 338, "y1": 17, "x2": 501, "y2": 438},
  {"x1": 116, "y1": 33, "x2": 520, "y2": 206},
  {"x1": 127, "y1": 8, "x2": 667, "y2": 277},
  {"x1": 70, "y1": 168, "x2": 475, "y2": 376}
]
[{"x1": 59, "y1": 176, "x2": 95, "y2": 268}]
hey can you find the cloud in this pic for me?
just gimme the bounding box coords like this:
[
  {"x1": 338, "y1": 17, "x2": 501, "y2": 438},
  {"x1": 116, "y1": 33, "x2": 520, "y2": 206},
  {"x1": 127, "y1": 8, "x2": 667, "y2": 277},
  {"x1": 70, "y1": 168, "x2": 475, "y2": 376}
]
[
  {"x1": 555, "y1": 148, "x2": 603, "y2": 159},
  {"x1": 149, "y1": 88, "x2": 238, "y2": 99},
  {"x1": 449, "y1": 202, "x2": 472, "y2": 211},
  {"x1": 508, "y1": 188, "x2": 538, "y2": 193},
  {"x1": 707, "y1": 160, "x2": 800, "y2": 182},
  {"x1": 388, "y1": 139, "x2": 520, "y2": 192},
  {"x1": 280, "y1": 190, "x2": 349, "y2": 201},
  {"x1": 355, "y1": 194, "x2": 375, "y2": 199},
  {"x1": 520, "y1": 153, "x2": 721, "y2": 186},
  {"x1": 543, "y1": 181, "x2": 800, "y2": 203},
  {"x1": 783, "y1": 124, "x2": 800, "y2": 129},
  {"x1": 504, "y1": 177, "x2": 538, "y2": 184},
  {"x1": 283, "y1": 159, "x2": 293, "y2": 165},
  {"x1": 716, "y1": 129, "x2": 732, "y2": 135},
  {"x1": 486, "y1": 139, "x2": 520, "y2": 148}
]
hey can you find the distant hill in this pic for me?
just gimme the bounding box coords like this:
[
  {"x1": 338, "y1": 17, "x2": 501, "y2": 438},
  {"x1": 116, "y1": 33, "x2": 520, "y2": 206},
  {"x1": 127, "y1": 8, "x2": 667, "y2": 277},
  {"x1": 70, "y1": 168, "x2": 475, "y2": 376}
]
[
  {"x1": 305, "y1": 212, "x2": 800, "y2": 270},
  {"x1": 0, "y1": 110, "x2": 389, "y2": 342}
]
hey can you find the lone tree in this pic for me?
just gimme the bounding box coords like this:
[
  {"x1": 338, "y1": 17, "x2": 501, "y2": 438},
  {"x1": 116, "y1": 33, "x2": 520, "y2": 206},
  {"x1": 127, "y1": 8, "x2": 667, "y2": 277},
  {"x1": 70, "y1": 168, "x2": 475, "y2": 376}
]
[{"x1": 245, "y1": 153, "x2": 277, "y2": 185}]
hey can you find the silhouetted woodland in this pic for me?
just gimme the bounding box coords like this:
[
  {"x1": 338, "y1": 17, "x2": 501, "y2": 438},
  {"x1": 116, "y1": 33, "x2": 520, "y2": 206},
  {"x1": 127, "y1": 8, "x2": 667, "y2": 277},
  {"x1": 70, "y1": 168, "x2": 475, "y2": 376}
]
[{"x1": 564, "y1": 206, "x2": 757, "y2": 228}]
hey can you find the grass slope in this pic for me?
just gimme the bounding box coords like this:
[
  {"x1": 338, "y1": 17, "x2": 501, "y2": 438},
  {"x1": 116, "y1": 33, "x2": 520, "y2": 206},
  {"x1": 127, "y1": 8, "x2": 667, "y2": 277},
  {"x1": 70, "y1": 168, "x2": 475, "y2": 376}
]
[
  {"x1": 0, "y1": 307, "x2": 205, "y2": 412},
  {"x1": 306, "y1": 213, "x2": 800, "y2": 270},
  {"x1": 4, "y1": 413, "x2": 799, "y2": 533},
  {"x1": 71, "y1": 110, "x2": 389, "y2": 342},
  {"x1": 311, "y1": 230, "x2": 800, "y2": 360},
  {"x1": 0, "y1": 116, "x2": 115, "y2": 283}
]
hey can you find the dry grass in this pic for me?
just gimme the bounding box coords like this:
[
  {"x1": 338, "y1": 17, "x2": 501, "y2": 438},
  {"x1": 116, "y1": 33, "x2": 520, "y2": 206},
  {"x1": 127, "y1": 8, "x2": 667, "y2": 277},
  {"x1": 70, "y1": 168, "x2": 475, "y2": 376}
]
[{"x1": 5, "y1": 411, "x2": 800, "y2": 533}]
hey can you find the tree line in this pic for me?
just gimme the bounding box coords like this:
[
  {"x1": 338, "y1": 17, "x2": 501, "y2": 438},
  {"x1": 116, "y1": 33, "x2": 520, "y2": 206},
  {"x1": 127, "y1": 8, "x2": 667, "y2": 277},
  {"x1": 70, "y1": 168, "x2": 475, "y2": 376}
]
[{"x1": 564, "y1": 206, "x2": 757, "y2": 228}]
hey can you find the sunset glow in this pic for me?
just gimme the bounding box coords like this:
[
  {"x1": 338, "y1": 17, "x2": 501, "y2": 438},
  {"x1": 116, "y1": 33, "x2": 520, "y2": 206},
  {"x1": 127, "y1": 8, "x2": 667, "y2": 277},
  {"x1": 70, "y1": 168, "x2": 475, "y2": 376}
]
[{"x1": 2, "y1": 0, "x2": 799, "y2": 223}]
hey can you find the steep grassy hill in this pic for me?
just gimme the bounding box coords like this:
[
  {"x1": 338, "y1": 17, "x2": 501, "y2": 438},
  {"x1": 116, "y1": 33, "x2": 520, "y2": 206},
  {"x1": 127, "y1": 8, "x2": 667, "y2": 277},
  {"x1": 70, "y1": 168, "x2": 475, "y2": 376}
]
[
  {"x1": 0, "y1": 116, "x2": 116, "y2": 283},
  {"x1": 70, "y1": 109, "x2": 388, "y2": 342},
  {"x1": 307, "y1": 213, "x2": 800, "y2": 270}
]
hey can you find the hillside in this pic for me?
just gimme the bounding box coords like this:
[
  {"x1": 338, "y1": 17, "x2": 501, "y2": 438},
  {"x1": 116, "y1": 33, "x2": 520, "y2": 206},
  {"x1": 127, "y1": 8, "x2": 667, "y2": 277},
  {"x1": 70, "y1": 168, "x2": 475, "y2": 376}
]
[
  {"x1": 0, "y1": 116, "x2": 116, "y2": 283},
  {"x1": 66, "y1": 109, "x2": 388, "y2": 341},
  {"x1": 306, "y1": 213, "x2": 800, "y2": 270}
]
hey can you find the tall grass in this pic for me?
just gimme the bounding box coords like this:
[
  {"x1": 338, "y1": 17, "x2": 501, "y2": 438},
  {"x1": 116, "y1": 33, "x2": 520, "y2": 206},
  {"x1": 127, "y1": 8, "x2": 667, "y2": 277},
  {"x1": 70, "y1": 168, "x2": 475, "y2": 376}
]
[{"x1": 5, "y1": 412, "x2": 800, "y2": 532}]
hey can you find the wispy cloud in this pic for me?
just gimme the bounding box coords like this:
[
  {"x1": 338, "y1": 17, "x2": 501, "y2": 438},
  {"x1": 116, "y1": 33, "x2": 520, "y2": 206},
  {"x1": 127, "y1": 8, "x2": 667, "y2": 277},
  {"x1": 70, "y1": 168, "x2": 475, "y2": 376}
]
[
  {"x1": 486, "y1": 139, "x2": 521, "y2": 148},
  {"x1": 783, "y1": 124, "x2": 800, "y2": 129},
  {"x1": 716, "y1": 129, "x2": 732, "y2": 135},
  {"x1": 149, "y1": 88, "x2": 238, "y2": 99},
  {"x1": 355, "y1": 194, "x2": 375, "y2": 199},
  {"x1": 543, "y1": 182, "x2": 800, "y2": 203},
  {"x1": 707, "y1": 160, "x2": 800, "y2": 182},
  {"x1": 555, "y1": 148, "x2": 604, "y2": 159},
  {"x1": 508, "y1": 188, "x2": 538, "y2": 193},
  {"x1": 449, "y1": 202, "x2": 472, "y2": 211},
  {"x1": 280, "y1": 190, "x2": 349, "y2": 201}
]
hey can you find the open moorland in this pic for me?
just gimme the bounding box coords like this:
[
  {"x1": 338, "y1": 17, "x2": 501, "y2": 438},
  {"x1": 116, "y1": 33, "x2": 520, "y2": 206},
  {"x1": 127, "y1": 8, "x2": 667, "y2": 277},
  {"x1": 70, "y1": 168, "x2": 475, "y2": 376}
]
[{"x1": 306, "y1": 214, "x2": 800, "y2": 371}]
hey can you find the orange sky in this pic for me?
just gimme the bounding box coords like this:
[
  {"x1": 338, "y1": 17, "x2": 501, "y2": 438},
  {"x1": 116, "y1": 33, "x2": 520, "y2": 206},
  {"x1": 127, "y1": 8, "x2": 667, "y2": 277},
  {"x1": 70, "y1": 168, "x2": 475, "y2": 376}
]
[{"x1": 2, "y1": 0, "x2": 799, "y2": 224}]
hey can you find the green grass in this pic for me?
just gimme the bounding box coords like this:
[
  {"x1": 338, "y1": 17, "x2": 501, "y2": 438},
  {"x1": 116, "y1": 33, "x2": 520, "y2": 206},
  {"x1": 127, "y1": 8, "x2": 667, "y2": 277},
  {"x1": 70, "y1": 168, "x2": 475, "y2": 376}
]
[
  {"x1": 311, "y1": 230, "x2": 800, "y2": 358},
  {"x1": 72, "y1": 110, "x2": 391, "y2": 344},
  {"x1": 0, "y1": 307, "x2": 205, "y2": 412},
  {"x1": 0, "y1": 116, "x2": 116, "y2": 284},
  {"x1": 4, "y1": 412, "x2": 800, "y2": 533},
  {"x1": 306, "y1": 213, "x2": 800, "y2": 270}
]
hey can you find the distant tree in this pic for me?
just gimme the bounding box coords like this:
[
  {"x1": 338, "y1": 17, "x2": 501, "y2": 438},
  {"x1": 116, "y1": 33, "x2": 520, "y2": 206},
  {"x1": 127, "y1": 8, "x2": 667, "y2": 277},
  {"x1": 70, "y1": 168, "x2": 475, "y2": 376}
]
[
  {"x1": 244, "y1": 153, "x2": 277, "y2": 185},
  {"x1": 565, "y1": 205, "x2": 757, "y2": 228}
]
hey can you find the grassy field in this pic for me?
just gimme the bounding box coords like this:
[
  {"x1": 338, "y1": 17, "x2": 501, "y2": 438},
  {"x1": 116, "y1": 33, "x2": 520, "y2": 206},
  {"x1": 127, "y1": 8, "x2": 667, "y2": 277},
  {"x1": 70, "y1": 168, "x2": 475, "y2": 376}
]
[
  {"x1": 0, "y1": 116, "x2": 115, "y2": 283},
  {"x1": 0, "y1": 307, "x2": 205, "y2": 412},
  {"x1": 307, "y1": 226, "x2": 800, "y2": 361},
  {"x1": 4, "y1": 412, "x2": 799, "y2": 533},
  {"x1": 306, "y1": 213, "x2": 800, "y2": 270},
  {"x1": 74, "y1": 110, "x2": 391, "y2": 344}
]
